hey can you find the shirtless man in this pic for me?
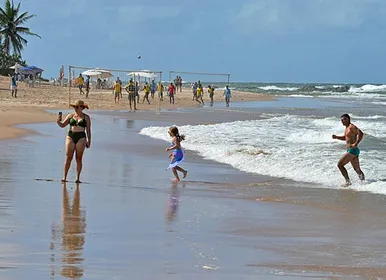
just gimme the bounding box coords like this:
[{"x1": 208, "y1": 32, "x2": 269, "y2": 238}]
[{"x1": 332, "y1": 114, "x2": 365, "y2": 187}]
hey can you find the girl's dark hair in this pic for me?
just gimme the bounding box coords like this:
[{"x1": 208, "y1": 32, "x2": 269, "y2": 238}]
[{"x1": 170, "y1": 126, "x2": 185, "y2": 142}]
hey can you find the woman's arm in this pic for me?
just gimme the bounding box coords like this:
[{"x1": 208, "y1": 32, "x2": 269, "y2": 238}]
[
  {"x1": 57, "y1": 113, "x2": 72, "y2": 128},
  {"x1": 86, "y1": 114, "x2": 91, "y2": 148}
]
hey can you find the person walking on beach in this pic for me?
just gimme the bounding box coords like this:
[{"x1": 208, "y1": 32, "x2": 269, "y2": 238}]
[
  {"x1": 165, "y1": 126, "x2": 188, "y2": 182},
  {"x1": 168, "y1": 82, "x2": 176, "y2": 104},
  {"x1": 77, "y1": 74, "x2": 84, "y2": 95},
  {"x1": 117, "y1": 77, "x2": 122, "y2": 98},
  {"x1": 85, "y1": 76, "x2": 90, "y2": 98},
  {"x1": 10, "y1": 73, "x2": 17, "y2": 98},
  {"x1": 224, "y1": 85, "x2": 231, "y2": 107},
  {"x1": 56, "y1": 100, "x2": 91, "y2": 183},
  {"x1": 332, "y1": 114, "x2": 365, "y2": 187},
  {"x1": 113, "y1": 80, "x2": 121, "y2": 103},
  {"x1": 195, "y1": 82, "x2": 204, "y2": 105},
  {"x1": 208, "y1": 85, "x2": 215, "y2": 106},
  {"x1": 142, "y1": 82, "x2": 151, "y2": 104}
]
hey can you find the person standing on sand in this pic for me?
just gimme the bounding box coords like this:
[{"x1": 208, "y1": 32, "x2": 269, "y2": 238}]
[
  {"x1": 56, "y1": 100, "x2": 91, "y2": 183},
  {"x1": 157, "y1": 82, "x2": 164, "y2": 101},
  {"x1": 168, "y1": 82, "x2": 176, "y2": 104},
  {"x1": 85, "y1": 76, "x2": 90, "y2": 98},
  {"x1": 77, "y1": 74, "x2": 84, "y2": 95},
  {"x1": 142, "y1": 82, "x2": 151, "y2": 104},
  {"x1": 332, "y1": 114, "x2": 365, "y2": 187},
  {"x1": 113, "y1": 80, "x2": 121, "y2": 103},
  {"x1": 124, "y1": 79, "x2": 137, "y2": 110},
  {"x1": 165, "y1": 126, "x2": 188, "y2": 182},
  {"x1": 224, "y1": 85, "x2": 231, "y2": 107},
  {"x1": 208, "y1": 85, "x2": 215, "y2": 106},
  {"x1": 10, "y1": 73, "x2": 17, "y2": 98},
  {"x1": 150, "y1": 80, "x2": 156, "y2": 99}
]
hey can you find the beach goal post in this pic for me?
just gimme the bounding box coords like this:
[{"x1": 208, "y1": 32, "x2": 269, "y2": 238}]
[{"x1": 68, "y1": 65, "x2": 162, "y2": 111}]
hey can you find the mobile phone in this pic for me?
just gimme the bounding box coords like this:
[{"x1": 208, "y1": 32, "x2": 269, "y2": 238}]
[{"x1": 58, "y1": 112, "x2": 62, "y2": 117}]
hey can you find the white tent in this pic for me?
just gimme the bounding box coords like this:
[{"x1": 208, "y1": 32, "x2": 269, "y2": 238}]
[
  {"x1": 128, "y1": 70, "x2": 157, "y2": 79},
  {"x1": 82, "y1": 68, "x2": 113, "y2": 79}
]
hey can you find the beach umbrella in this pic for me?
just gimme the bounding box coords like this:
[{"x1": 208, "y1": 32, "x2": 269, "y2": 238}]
[
  {"x1": 127, "y1": 71, "x2": 157, "y2": 79},
  {"x1": 18, "y1": 65, "x2": 44, "y2": 75}
]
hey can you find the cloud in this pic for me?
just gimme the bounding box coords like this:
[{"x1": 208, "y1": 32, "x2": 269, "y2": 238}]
[{"x1": 233, "y1": 0, "x2": 386, "y2": 35}]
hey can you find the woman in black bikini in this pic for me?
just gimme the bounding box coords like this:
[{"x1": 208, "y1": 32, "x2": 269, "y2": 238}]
[{"x1": 56, "y1": 100, "x2": 91, "y2": 183}]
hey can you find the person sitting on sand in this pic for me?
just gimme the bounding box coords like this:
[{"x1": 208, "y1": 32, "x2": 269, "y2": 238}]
[
  {"x1": 224, "y1": 85, "x2": 231, "y2": 107},
  {"x1": 56, "y1": 100, "x2": 91, "y2": 183},
  {"x1": 165, "y1": 126, "x2": 188, "y2": 182},
  {"x1": 332, "y1": 114, "x2": 365, "y2": 187}
]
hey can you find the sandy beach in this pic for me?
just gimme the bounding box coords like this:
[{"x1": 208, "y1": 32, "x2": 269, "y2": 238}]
[
  {"x1": 1, "y1": 76, "x2": 386, "y2": 278},
  {"x1": 0, "y1": 94, "x2": 385, "y2": 278}
]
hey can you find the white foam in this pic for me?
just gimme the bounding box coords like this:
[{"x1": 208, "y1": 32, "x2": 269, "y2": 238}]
[
  {"x1": 140, "y1": 115, "x2": 386, "y2": 195},
  {"x1": 258, "y1": 85, "x2": 298, "y2": 91},
  {"x1": 349, "y1": 84, "x2": 386, "y2": 93}
]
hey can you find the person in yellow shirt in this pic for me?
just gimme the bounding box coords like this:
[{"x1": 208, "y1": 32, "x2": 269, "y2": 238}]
[
  {"x1": 77, "y1": 74, "x2": 84, "y2": 95},
  {"x1": 142, "y1": 82, "x2": 151, "y2": 104},
  {"x1": 157, "y1": 82, "x2": 164, "y2": 101},
  {"x1": 195, "y1": 81, "x2": 204, "y2": 105},
  {"x1": 113, "y1": 81, "x2": 121, "y2": 103}
]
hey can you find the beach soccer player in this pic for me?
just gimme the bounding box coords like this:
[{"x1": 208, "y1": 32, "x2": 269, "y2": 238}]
[
  {"x1": 85, "y1": 76, "x2": 90, "y2": 98},
  {"x1": 224, "y1": 85, "x2": 231, "y2": 107},
  {"x1": 332, "y1": 114, "x2": 365, "y2": 187},
  {"x1": 165, "y1": 126, "x2": 188, "y2": 182},
  {"x1": 77, "y1": 74, "x2": 84, "y2": 94},
  {"x1": 10, "y1": 73, "x2": 17, "y2": 98},
  {"x1": 113, "y1": 80, "x2": 121, "y2": 103},
  {"x1": 150, "y1": 80, "x2": 156, "y2": 99},
  {"x1": 125, "y1": 79, "x2": 137, "y2": 110},
  {"x1": 142, "y1": 82, "x2": 151, "y2": 104},
  {"x1": 157, "y1": 82, "x2": 164, "y2": 101},
  {"x1": 56, "y1": 100, "x2": 91, "y2": 183},
  {"x1": 168, "y1": 83, "x2": 176, "y2": 104}
]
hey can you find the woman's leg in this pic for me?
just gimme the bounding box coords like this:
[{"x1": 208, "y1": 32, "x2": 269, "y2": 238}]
[
  {"x1": 74, "y1": 137, "x2": 87, "y2": 183},
  {"x1": 63, "y1": 137, "x2": 76, "y2": 182}
]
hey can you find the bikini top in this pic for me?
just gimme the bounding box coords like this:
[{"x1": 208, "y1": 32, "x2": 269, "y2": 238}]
[{"x1": 69, "y1": 116, "x2": 87, "y2": 127}]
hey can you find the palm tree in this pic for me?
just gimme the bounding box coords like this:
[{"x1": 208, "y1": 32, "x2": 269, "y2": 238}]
[{"x1": 0, "y1": 0, "x2": 40, "y2": 56}]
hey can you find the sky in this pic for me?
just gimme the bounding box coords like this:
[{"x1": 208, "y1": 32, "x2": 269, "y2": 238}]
[{"x1": 19, "y1": 0, "x2": 386, "y2": 83}]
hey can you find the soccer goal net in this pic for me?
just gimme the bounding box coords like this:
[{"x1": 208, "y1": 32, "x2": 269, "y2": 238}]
[
  {"x1": 168, "y1": 70, "x2": 231, "y2": 91},
  {"x1": 68, "y1": 65, "x2": 163, "y2": 111}
]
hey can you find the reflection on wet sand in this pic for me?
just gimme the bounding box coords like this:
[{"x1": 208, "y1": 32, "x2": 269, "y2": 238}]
[
  {"x1": 50, "y1": 183, "x2": 86, "y2": 279},
  {"x1": 166, "y1": 182, "x2": 180, "y2": 223}
]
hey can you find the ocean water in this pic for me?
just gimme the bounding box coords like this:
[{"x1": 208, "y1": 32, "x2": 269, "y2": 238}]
[
  {"x1": 140, "y1": 99, "x2": 386, "y2": 195},
  {"x1": 198, "y1": 82, "x2": 386, "y2": 102}
]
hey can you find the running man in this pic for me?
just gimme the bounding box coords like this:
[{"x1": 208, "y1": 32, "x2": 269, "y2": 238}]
[{"x1": 332, "y1": 114, "x2": 365, "y2": 187}]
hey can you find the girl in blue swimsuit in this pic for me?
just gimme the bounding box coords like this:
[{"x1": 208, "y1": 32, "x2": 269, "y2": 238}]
[{"x1": 165, "y1": 126, "x2": 188, "y2": 182}]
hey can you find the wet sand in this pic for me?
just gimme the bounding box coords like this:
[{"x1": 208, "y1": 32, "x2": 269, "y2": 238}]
[{"x1": 1, "y1": 105, "x2": 386, "y2": 278}]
